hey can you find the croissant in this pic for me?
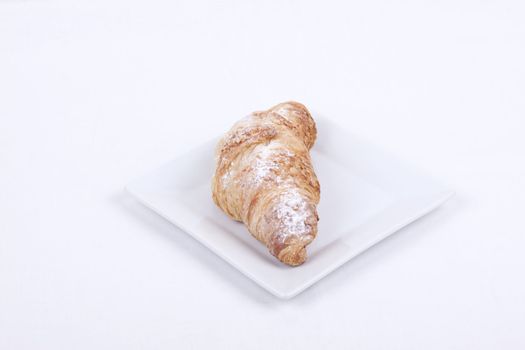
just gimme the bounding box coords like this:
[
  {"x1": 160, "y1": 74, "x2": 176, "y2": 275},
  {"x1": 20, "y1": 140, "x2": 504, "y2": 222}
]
[{"x1": 211, "y1": 101, "x2": 320, "y2": 266}]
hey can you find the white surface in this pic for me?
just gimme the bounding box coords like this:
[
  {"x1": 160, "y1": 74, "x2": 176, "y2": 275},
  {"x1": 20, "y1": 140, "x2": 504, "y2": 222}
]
[
  {"x1": 127, "y1": 118, "x2": 453, "y2": 298},
  {"x1": 0, "y1": 0, "x2": 524, "y2": 348}
]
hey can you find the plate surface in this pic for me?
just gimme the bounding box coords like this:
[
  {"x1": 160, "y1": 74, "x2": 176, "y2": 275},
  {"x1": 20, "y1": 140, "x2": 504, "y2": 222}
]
[{"x1": 126, "y1": 117, "x2": 453, "y2": 299}]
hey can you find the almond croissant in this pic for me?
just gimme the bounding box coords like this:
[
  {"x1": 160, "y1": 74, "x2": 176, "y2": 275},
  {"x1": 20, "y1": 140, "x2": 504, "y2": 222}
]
[{"x1": 211, "y1": 101, "x2": 320, "y2": 266}]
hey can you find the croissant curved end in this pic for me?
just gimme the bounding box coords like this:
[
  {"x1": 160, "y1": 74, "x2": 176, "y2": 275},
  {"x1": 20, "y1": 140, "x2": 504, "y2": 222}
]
[{"x1": 277, "y1": 244, "x2": 308, "y2": 266}]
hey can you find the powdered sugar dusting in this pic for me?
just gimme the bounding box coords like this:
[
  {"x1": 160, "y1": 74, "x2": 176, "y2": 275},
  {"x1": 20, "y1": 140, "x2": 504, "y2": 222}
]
[
  {"x1": 250, "y1": 144, "x2": 295, "y2": 187},
  {"x1": 252, "y1": 145, "x2": 279, "y2": 185},
  {"x1": 274, "y1": 188, "x2": 312, "y2": 241},
  {"x1": 221, "y1": 169, "x2": 232, "y2": 183},
  {"x1": 220, "y1": 161, "x2": 235, "y2": 188},
  {"x1": 222, "y1": 114, "x2": 269, "y2": 146}
]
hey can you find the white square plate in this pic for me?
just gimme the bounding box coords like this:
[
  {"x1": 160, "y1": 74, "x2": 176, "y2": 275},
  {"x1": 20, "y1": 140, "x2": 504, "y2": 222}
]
[{"x1": 126, "y1": 117, "x2": 453, "y2": 299}]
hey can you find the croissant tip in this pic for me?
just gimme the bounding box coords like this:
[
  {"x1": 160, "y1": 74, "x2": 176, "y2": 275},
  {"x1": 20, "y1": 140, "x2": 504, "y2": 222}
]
[{"x1": 278, "y1": 245, "x2": 308, "y2": 267}]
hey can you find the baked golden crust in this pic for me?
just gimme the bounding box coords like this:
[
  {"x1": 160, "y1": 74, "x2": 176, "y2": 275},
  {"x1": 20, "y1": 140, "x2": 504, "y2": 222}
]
[{"x1": 211, "y1": 101, "x2": 320, "y2": 266}]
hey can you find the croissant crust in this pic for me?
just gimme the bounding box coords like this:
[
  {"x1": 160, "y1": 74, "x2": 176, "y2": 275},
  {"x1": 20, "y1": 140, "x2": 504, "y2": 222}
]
[{"x1": 211, "y1": 101, "x2": 320, "y2": 266}]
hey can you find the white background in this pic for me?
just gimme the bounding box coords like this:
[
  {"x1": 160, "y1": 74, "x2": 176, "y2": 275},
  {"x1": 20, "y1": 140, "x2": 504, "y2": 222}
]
[{"x1": 1, "y1": 0, "x2": 524, "y2": 349}]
